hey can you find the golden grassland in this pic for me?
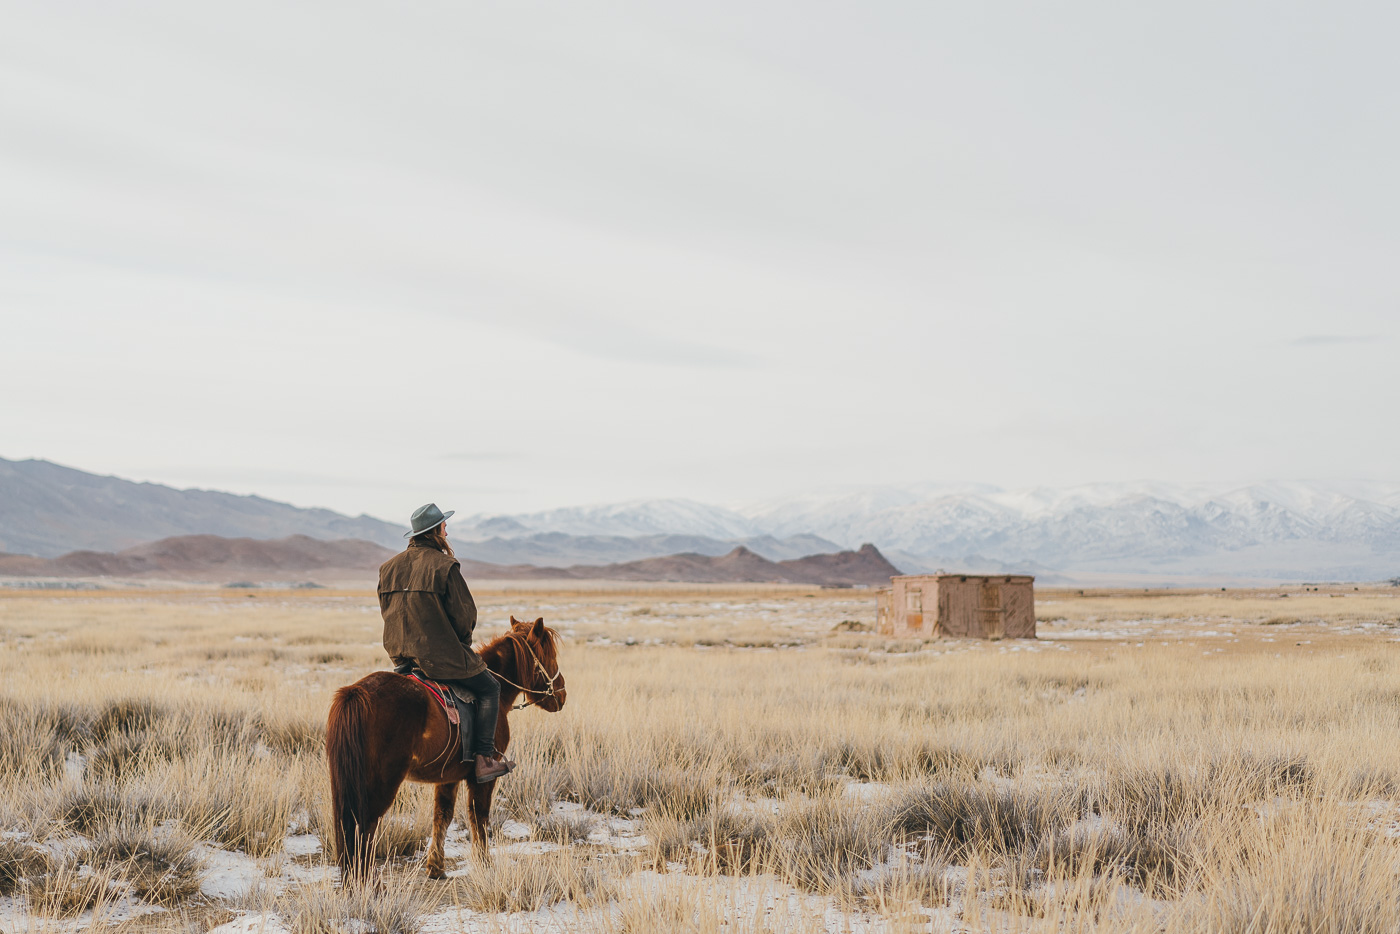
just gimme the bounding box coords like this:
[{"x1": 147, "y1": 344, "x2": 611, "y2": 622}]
[{"x1": 1, "y1": 584, "x2": 1399, "y2": 932}]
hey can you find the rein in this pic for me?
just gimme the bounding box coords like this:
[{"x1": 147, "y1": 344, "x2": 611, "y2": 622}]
[{"x1": 491, "y1": 631, "x2": 561, "y2": 710}]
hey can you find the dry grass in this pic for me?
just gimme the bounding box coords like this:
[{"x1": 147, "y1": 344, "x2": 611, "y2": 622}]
[
  {"x1": 1, "y1": 585, "x2": 1399, "y2": 932},
  {"x1": 229, "y1": 876, "x2": 430, "y2": 934},
  {"x1": 445, "y1": 848, "x2": 616, "y2": 912},
  {"x1": 1035, "y1": 585, "x2": 1400, "y2": 628},
  {"x1": 89, "y1": 822, "x2": 207, "y2": 905}
]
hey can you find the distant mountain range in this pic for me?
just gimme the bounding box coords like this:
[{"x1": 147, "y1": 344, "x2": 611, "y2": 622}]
[
  {"x1": 0, "y1": 457, "x2": 405, "y2": 556},
  {"x1": 450, "y1": 532, "x2": 845, "y2": 567},
  {"x1": 0, "y1": 534, "x2": 391, "y2": 581},
  {"x1": 513, "y1": 543, "x2": 901, "y2": 586},
  {"x1": 0, "y1": 535, "x2": 901, "y2": 586},
  {"x1": 454, "y1": 481, "x2": 1400, "y2": 580},
  {"x1": 4, "y1": 456, "x2": 1399, "y2": 580}
]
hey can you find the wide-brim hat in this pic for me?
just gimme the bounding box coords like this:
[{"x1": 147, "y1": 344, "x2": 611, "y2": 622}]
[{"x1": 405, "y1": 503, "x2": 455, "y2": 538}]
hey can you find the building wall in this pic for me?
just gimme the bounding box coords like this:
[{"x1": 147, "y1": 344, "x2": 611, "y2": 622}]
[
  {"x1": 936, "y1": 577, "x2": 980, "y2": 637},
  {"x1": 1001, "y1": 581, "x2": 1036, "y2": 638},
  {"x1": 888, "y1": 576, "x2": 936, "y2": 637},
  {"x1": 884, "y1": 574, "x2": 1035, "y2": 639},
  {"x1": 876, "y1": 589, "x2": 893, "y2": 635}
]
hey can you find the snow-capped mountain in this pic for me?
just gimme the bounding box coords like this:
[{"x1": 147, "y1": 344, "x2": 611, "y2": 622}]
[
  {"x1": 457, "y1": 482, "x2": 1400, "y2": 580},
  {"x1": 458, "y1": 498, "x2": 757, "y2": 541}
]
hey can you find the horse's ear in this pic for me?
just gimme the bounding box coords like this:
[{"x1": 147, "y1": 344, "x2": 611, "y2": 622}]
[
  {"x1": 532, "y1": 617, "x2": 546, "y2": 635},
  {"x1": 509, "y1": 615, "x2": 521, "y2": 626},
  {"x1": 511, "y1": 616, "x2": 527, "y2": 629}
]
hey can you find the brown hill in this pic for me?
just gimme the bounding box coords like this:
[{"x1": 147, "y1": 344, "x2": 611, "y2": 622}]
[
  {"x1": 0, "y1": 534, "x2": 395, "y2": 580},
  {"x1": 0, "y1": 536, "x2": 902, "y2": 587},
  {"x1": 776, "y1": 543, "x2": 904, "y2": 586},
  {"x1": 566, "y1": 546, "x2": 790, "y2": 583},
  {"x1": 558, "y1": 543, "x2": 900, "y2": 585}
]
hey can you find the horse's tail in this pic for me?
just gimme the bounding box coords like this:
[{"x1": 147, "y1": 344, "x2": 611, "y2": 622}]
[{"x1": 327, "y1": 682, "x2": 373, "y2": 882}]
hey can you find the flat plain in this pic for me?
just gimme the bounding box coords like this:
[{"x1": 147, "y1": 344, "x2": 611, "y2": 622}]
[{"x1": 2, "y1": 583, "x2": 1400, "y2": 933}]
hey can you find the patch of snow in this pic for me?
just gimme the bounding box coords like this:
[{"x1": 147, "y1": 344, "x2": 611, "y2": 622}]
[
  {"x1": 0, "y1": 892, "x2": 164, "y2": 933},
  {"x1": 64, "y1": 751, "x2": 86, "y2": 780},
  {"x1": 844, "y1": 781, "x2": 894, "y2": 802},
  {"x1": 283, "y1": 834, "x2": 321, "y2": 858},
  {"x1": 208, "y1": 910, "x2": 293, "y2": 934},
  {"x1": 197, "y1": 843, "x2": 333, "y2": 900},
  {"x1": 463, "y1": 841, "x2": 562, "y2": 863},
  {"x1": 420, "y1": 899, "x2": 596, "y2": 934},
  {"x1": 500, "y1": 819, "x2": 532, "y2": 840}
]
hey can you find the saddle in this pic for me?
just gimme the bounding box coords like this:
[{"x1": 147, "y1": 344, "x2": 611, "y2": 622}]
[{"x1": 393, "y1": 661, "x2": 476, "y2": 762}]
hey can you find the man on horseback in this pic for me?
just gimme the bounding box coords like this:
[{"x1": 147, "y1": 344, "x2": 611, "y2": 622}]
[{"x1": 378, "y1": 503, "x2": 514, "y2": 783}]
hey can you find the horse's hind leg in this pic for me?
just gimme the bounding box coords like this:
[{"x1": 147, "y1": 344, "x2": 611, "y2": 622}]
[
  {"x1": 426, "y1": 782, "x2": 459, "y2": 879},
  {"x1": 468, "y1": 781, "x2": 496, "y2": 862},
  {"x1": 346, "y1": 768, "x2": 408, "y2": 887}
]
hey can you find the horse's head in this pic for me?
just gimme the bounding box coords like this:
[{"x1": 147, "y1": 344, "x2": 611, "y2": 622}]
[{"x1": 509, "y1": 615, "x2": 566, "y2": 712}]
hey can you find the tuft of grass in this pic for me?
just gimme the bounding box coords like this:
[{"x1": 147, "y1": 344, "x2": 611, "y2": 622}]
[
  {"x1": 369, "y1": 783, "x2": 434, "y2": 861},
  {"x1": 616, "y1": 881, "x2": 725, "y2": 934},
  {"x1": 259, "y1": 712, "x2": 325, "y2": 757},
  {"x1": 886, "y1": 780, "x2": 1074, "y2": 861},
  {"x1": 1183, "y1": 814, "x2": 1400, "y2": 934},
  {"x1": 88, "y1": 730, "x2": 182, "y2": 781},
  {"x1": 533, "y1": 808, "x2": 598, "y2": 844},
  {"x1": 568, "y1": 757, "x2": 717, "y2": 819},
  {"x1": 283, "y1": 880, "x2": 427, "y2": 934},
  {"x1": 93, "y1": 697, "x2": 167, "y2": 741},
  {"x1": 641, "y1": 808, "x2": 700, "y2": 867},
  {"x1": 496, "y1": 758, "x2": 569, "y2": 824},
  {"x1": 164, "y1": 753, "x2": 305, "y2": 856},
  {"x1": 846, "y1": 856, "x2": 956, "y2": 912},
  {"x1": 0, "y1": 697, "x2": 69, "y2": 778},
  {"x1": 642, "y1": 801, "x2": 776, "y2": 873},
  {"x1": 55, "y1": 782, "x2": 159, "y2": 834},
  {"x1": 234, "y1": 876, "x2": 429, "y2": 934},
  {"x1": 90, "y1": 822, "x2": 207, "y2": 906},
  {"x1": 770, "y1": 795, "x2": 888, "y2": 893},
  {"x1": 23, "y1": 847, "x2": 115, "y2": 918},
  {"x1": 697, "y1": 805, "x2": 774, "y2": 875},
  {"x1": 0, "y1": 836, "x2": 49, "y2": 896},
  {"x1": 447, "y1": 849, "x2": 615, "y2": 913},
  {"x1": 371, "y1": 814, "x2": 429, "y2": 861}
]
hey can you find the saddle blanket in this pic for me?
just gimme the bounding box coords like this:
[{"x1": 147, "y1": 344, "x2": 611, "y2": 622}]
[{"x1": 400, "y1": 670, "x2": 477, "y2": 727}]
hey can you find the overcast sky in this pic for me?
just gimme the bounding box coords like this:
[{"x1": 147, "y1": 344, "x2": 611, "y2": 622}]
[{"x1": 1, "y1": 1, "x2": 1396, "y2": 522}]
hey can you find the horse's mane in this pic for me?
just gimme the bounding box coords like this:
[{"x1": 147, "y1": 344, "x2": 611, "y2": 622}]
[{"x1": 479, "y1": 624, "x2": 559, "y2": 656}]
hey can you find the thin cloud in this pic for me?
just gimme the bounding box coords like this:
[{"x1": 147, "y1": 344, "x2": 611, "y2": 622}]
[
  {"x1": 554, "y1": 325, "x2": 760, "y2": 369},
  {"x1": 437, "y1": 452, "x2": 521, "y2": 463},
  {"x1": 1289, "y1": 334, "x2": 1383, "y2": 346}
]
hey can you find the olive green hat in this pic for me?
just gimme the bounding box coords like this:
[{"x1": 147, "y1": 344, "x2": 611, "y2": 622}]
[{"x1": 405, "y1": 502, "x2": 455, "y2": 538}]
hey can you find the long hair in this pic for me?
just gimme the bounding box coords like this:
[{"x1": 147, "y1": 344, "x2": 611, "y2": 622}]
[{"x1": 409, "y1": 523, "x2": 454, "y2": 558}]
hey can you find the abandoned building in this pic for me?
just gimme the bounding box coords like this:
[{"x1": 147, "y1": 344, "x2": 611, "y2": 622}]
[{"x1": 876, "y1": 574, "x2": 1035, "y2": 639}]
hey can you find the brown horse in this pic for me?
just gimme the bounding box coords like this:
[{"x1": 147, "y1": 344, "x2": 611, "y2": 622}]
[{"x1": 326, "y1": 616, "x2": 566, "y2": 882}]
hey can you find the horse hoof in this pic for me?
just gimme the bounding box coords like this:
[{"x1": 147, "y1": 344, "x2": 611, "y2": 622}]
[{"x1": 427, "y1": 867, "x2": 446, "y2": 880}]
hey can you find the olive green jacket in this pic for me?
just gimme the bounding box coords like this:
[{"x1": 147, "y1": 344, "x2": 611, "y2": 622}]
[{"x1": 378, "y1": 540, "x2": 486, "y2": 679}]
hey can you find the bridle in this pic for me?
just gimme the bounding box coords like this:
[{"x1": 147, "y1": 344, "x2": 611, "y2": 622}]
[{"x1": 492, "y1": 630, "x2": 562, "y2": 710}]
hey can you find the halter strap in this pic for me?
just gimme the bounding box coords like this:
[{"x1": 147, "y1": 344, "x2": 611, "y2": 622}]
[{"x1": 492, "y1": 630, "x2": 561, "y2": 710}]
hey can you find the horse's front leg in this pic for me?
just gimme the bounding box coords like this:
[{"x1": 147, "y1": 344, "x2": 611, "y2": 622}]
[
  {"x1": 426, "y1": 782, "x2": 459, "y2": 879},
  {"x1": 468, "y1": 781, "x2": 496, "y2": 862}
]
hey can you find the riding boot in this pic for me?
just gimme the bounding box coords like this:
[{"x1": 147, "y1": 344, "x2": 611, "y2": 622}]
[
  {"x1": 455, "y1": 694, "x2": 474, "y2": 765},
  {"x1": 474, "y1": 754, "x2": 511, "y2": 783},
  {"x1": 449, "y1": 670, "x2": 508, "y2": 781},
  {"x1": 471, "y1": 682, "x2": 499, "y2": 762}
]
